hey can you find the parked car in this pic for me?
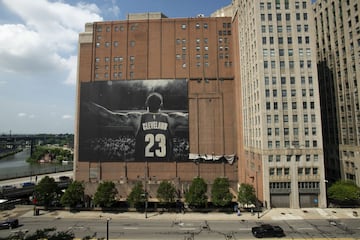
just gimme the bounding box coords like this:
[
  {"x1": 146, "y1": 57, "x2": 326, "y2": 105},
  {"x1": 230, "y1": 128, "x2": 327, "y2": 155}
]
[
  {"x1": 252, "y1": 224, "x2": 285, "y2": 238},
  {"x1": 59, "y1": 176, "x2": 71, "y2": 182},
  {"x1": 0, "y1": 218, "x2": 19, "y2": 230},
  {"x1": 21, "y1": 182, "x2": 35, "y2": 187}
]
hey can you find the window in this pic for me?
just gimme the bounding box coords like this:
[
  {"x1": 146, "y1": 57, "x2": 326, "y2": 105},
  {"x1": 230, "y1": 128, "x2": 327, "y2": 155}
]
[
  {"x1": 283, "y1": 115, "x2": 288, "y2": 122},
  {"x1": 312, "y1": 127, "x2": 316, "y2": 135},
  {"x1": 290, "y1": 77, "x2": 295, "y2": 84},
  {"x1": 311, "y1": 114, "x2": 316, "y2": 122},
  {"x1": 268, "y1": 155, "x2": 273, "y2": 162},
  {"x1": 304, "y1": 114, "x2": 308, "y2": 122},
  {"x1": 286, "y1": 14, "x2": 291, "y2": 21},
  {"x1": 181, "y1": 24, "x2": 186, "y2": 29},
  {"x1": 302, "y1": 1, "x2": 307, "y2": 9},
  {"x1": 303, "y1": 13, "x2": 308, "y2": 20},
  {"x1": 293, "y1": 115, "x2": 298, "y2": 122},
  {"x1": 298, "y1": 37, "x2": 302, "y2": 44}
]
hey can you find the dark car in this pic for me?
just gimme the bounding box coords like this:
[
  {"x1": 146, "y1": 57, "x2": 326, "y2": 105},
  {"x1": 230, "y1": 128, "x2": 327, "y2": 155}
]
[
  {"x1": 252, "y1": 224, "x2": 285, "y2": 238},
  {"x1": 0, "y1": 218, "x2": 19, "y2": 230}
]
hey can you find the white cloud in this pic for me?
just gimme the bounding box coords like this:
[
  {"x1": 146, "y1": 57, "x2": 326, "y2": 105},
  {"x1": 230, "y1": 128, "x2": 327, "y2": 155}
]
[
  {"x1": 0, "y1": 0, "x2": 103, "y2": 84},
  {"x1": 17, "y1": 113, "x2": 27, "y2": 117},
  {"x1": 108, "y1": 0, "x2": 120, "y2": 17}
]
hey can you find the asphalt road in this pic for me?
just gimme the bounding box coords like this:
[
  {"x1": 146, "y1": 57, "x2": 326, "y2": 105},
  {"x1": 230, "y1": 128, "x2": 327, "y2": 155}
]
[{"x1": 2, "y1": 216, "x2": 360, "y2": 239}]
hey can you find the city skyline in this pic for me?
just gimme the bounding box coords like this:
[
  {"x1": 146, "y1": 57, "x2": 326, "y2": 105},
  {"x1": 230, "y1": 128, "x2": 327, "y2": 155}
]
[{"x1": 0, "y1": 0, "x2": 231, "y2": 134}]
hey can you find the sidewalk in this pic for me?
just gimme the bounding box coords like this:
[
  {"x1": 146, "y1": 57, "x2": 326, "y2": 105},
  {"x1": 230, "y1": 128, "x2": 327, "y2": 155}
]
[{"x1": 10, "y1": 206, "x2": 360, "y2": 221}]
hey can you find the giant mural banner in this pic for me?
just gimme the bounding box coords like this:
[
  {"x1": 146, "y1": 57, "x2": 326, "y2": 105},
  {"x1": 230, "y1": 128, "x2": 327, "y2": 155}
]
[{"x1": 79, "y1": 79, "x2": 189, "y2": 162}]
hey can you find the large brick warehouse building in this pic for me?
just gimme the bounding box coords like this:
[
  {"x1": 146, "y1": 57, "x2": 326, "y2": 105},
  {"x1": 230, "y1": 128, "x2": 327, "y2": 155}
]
[
  {"x1": 74, "y1": 13, "x2": 245, "y2": 204},
  {"x1": 75, "y1": 0, "x2": 329, "y2": 209}
]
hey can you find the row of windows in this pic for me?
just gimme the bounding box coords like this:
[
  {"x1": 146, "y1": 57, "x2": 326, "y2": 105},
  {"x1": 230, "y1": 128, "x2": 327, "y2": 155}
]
[
  {"x1": 269, "y1": 167, "x2": 318, "y2": 176},
  {"x1": 264, "y1": 76, "x2": 313, "y2": 85},
  {"x1": 260, "y1": 1, "x2": 308, "y2": 11},
  {"x1": 262, "y1": 36, "x2": 310, "y2": 45},
  {"x1": 269, "y1": 181, "x2": 320, "y2": 190},
  {"x1": 262, "y1": 24, "x2": 309, "y2": 33},
  {"x1": 267, "y1": 140, "x2": 318, "y2": 149},
  {"x1": 260, "y1": 12, "x2": 308, "y2": 22},
  {"x1": 266, "y1": 101, "x2": 316, "y2": 111},
  {"x1": 265, "y1": 89, "x2": 314, "y2": 98},
  {"x1": 268, "y1": 154, "x2": 319, "y2": 162},
  {"x1": 264, "y1": 60, "x2": 312, "y2": 69},
  {"x1": 95, "y1": 72, "x2": 134, "y2": 80},
  {"x1": 266, "y1": 113, "x2": 317, "y2": 124},
  {"x1": 263, "y1": 48, "x2": 311, "y2": 57},
  {"x1": 96, "y1": 21, "x2": 229, "y2": 33},
  {"x1": 267, "y1": 127, "x2": 317, "y2": 137},
  {"x1": 95, "y1": 56, "x2": 135, "y2": 63}
]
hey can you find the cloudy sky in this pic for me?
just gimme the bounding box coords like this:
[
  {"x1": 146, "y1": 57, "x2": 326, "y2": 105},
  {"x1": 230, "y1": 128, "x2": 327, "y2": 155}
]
[{"x1": 0, "y1": 0, "x2": 231, "y2": 135}]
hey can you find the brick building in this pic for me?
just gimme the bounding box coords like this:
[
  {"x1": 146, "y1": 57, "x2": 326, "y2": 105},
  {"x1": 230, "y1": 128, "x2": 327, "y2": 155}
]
[{"x1": 75, "y1": 13, "x2": 241, "y2": 203}]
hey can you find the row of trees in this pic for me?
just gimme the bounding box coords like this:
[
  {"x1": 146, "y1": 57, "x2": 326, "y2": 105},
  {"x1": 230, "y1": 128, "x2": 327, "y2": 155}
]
[
  {"x1": 27, "y1": 146, "x2": 73, "y2": 164},
  {"x1": 34, "y1": 176, "x2": 258, "y2": 209},
  {"x1": 33, "y1": 176, "x2": 360, "y2": 210}
]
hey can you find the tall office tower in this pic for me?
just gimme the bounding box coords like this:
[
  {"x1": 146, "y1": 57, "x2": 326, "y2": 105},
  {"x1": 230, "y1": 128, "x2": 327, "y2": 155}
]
[
  {"x1": 233, "y1": 0, "x2": 327, "y2": 208},
  {"x1": 315, "y1": 0, "x2": 360, "y2": 187},
  {"x1": 75, "y1": 13, "x2": 239, "y2": 201}
]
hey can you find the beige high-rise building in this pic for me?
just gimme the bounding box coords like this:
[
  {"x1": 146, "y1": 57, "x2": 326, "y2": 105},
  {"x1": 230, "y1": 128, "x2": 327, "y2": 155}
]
[
  {"x1": 314, "y1": 0, "x2": 360, "y2": 186},
  {"x1": 232, "y1": 0, "x2": 327, "y2": 208}
]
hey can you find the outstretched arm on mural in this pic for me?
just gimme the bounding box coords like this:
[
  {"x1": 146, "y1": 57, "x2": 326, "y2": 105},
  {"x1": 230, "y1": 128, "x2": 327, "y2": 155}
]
[
  {"x1": 167, "y1": 112, "x2": 189, "y2": 132},
  {"x1": 85, "y1": 101, "x2": 141, "y2": 132}
]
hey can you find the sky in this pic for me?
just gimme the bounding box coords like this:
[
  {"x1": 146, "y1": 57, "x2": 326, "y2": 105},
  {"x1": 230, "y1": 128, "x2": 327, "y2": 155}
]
[{"x1": 0, "y1": 0, "x2": 231, "y2": 135}]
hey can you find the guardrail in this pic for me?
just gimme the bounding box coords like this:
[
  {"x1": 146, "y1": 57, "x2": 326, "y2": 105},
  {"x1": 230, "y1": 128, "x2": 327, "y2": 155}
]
[{"x1": 0, "y1": 165, "x2": 73, "y2": 181}]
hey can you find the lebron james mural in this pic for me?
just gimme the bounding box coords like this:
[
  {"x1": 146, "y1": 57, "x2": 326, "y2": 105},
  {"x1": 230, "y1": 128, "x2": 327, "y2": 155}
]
[{"x1": 79, "y1": 79, "x2": 189, "y2": 162}]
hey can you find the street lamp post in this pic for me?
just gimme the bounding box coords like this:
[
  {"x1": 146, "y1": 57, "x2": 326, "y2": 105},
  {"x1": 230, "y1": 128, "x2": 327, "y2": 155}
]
[
  {"x1": 256, "y1": 171, "x2": 260, "y2": 219},
  {"x1": 106, "y1": 218, "x2": 110, "y2": 240}
]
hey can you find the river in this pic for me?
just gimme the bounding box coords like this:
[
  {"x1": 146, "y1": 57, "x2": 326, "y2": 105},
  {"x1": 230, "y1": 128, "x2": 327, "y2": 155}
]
[{"x1": 0, "y1": 148, "x2": 73, "y2": 181}]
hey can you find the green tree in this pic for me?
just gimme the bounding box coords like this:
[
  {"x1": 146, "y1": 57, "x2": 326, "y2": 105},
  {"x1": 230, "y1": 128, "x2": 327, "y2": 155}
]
[
  {"x1": 328, "y1": 180, "x2": 360, "y2": 205},
  {"x1": 60, "y1": 181, "x2": 85, "y2": 208},
  {"x1": 237, "y1": 183, "x2": 256, "y2": 207},
  {"x1": 157, "y1": 181, "x2": 177, "y2": 205},
  {"x1": 34, "y1": 176, "x2": 60, "y2": 208},
  {"x1": 211, "y1": 177, "x2": 233, "y2": 207},
  {"x1": 185, "y1": 177, "x2": 208, "y2": 208},
  {"x1": 93, "y1": 181, "x2": 118, "y2": 208},
  {"x1": 127, "y1": 181, "x2": 145, "y2": 209},
  {"x1": 7, "y1": 227, "x2": 74, "y2": 240}
]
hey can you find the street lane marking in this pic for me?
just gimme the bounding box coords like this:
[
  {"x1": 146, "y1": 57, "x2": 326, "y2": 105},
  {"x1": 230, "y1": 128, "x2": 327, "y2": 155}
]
[
  {"x1": 297, "y1": 227, "x2": 314, "y2": 230},
  {"x1": 123, "y1": 227, "x2": 139, "y2": 230},
  {"x1": 239, "y1": 228, "x2": 251, "y2": 230}
]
